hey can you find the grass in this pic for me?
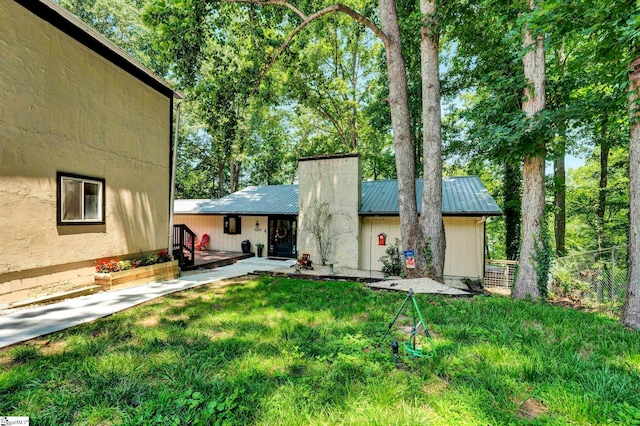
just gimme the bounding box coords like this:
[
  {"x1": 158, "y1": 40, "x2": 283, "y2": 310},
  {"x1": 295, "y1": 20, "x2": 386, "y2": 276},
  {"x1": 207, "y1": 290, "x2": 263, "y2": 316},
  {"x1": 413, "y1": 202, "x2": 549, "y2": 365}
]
[{"x1": 1, "y1": 276, "x2": 640, "y2": 425}]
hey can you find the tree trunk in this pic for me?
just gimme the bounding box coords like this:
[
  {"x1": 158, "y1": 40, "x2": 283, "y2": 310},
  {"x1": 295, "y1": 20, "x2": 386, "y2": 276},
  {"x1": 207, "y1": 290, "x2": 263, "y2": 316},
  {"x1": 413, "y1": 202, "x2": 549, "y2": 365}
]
[
  {"x1": 597, "y1": 131, "x2": 610, "y2": 249},
  {"x1": 379, "y1": 0, "x2": 425, "y2": 277},
  {"x1": 230, "y1": 159, "x2": 241, "y2": 193},
  {"x1": 553, "y1": 46, "x2": 568, "y2": 257},
  {"x1": 513, "y1": 1, "x2": 546, "y2": 300},
  {"x1": 419, "y1": 0, "x2": 445, "y2": 282},
  {"x1": 216, "y1": 158, "x2": 226, "y2": 198},
  {"x1": 623, "y1": 56, "x2": 640, "y2": 329},
  {"x1": 554, "y1": 126, "x2": 566, "y2": 256},
  {"x1": 504, "y1": 162, "x2": 522, "y2": 261}
]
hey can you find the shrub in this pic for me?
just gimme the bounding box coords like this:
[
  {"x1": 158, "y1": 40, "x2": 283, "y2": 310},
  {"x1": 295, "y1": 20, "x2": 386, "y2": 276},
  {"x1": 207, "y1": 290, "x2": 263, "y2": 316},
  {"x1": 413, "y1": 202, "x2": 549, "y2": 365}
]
[
  {"x1": 96, "y1": 258, "x2": 121, "y2": 273},
  {"x1": 380, "y1": 238, "x2": 403, "y2": 276},
  {"x1": 96, "y1": 251, "x2": 173, "y2": 272},
  {"x1": 156, "y1": 250, "x2": 172, "y2": 263}
]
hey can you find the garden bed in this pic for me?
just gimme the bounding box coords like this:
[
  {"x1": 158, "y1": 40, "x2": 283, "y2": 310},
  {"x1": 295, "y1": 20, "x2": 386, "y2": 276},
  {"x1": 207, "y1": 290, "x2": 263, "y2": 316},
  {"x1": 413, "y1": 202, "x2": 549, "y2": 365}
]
[{"x1": 95, "y1": 260, "x2": 178, "y2": 291}]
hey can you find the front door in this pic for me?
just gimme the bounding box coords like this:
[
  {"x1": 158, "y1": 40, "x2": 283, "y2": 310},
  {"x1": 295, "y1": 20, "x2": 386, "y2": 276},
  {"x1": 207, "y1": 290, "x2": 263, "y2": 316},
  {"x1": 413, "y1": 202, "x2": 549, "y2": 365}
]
[{"x1": 268, "y1": 216, "x2": 297, "y2": 258}]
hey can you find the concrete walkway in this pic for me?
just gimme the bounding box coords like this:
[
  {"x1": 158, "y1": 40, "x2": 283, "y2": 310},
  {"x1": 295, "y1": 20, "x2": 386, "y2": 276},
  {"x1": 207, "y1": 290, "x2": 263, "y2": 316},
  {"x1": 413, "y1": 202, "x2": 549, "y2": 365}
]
[{"x1": 0, "y1": 257, "x2": 295, "y2": 349}]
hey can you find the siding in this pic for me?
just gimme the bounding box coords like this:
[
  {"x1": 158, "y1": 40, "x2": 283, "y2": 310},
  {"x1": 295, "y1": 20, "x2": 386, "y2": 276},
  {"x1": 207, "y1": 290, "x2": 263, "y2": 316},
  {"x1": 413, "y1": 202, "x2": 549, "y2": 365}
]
[
  {"x1": 360, "y1": 216, "x2": 485, "y2": 279},
  {"x1": 174, "y1": 215, "x2": 269, "y2": 253}
]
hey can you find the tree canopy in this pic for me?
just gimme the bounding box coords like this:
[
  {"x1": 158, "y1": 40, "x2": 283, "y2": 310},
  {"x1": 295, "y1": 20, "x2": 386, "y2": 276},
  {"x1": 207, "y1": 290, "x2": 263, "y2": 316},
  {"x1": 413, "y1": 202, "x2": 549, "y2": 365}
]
[{"x1": 58, "y1": 0, "x2": 640, "y2": 327}]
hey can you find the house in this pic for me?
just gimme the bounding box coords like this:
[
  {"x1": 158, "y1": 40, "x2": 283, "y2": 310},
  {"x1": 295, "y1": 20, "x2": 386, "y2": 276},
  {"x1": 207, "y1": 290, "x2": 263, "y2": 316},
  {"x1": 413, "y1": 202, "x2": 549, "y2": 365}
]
[
  {"x1": 0, "y1": 0, "x2": 180, "y2": 304},
  {"x1": 174, "y1": 154, "x2": 502, "y2": 281}
]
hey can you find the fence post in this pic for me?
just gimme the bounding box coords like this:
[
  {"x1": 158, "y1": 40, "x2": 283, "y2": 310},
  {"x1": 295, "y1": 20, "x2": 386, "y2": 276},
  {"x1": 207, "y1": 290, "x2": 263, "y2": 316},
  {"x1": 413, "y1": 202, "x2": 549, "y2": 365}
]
[{"x1": 611, "y1": 246, "x2": 615, "y2": 304}]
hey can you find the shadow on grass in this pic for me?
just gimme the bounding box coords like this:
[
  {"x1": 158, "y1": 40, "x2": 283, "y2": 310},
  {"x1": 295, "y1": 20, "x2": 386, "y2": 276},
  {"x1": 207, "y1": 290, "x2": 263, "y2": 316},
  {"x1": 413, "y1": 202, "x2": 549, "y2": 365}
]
[{"x1": 1, "y1": 275, "x2": 639, "y2": 425}]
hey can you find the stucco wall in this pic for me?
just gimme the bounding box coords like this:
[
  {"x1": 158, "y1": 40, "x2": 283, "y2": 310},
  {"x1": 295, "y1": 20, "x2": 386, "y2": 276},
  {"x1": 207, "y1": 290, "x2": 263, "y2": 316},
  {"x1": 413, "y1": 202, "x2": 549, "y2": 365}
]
[
  {"x1": 297, "y1": 155, "x2": 361, "y2": 268},
  {"x1": 174, "y1": 215, "x2": 269, "y2": 254},
  {"x1": 360, "y1": 216, "x2": 485, "y2": 279},
  {"x1": 0, "y1": 1, "x2": 171, "y2": 302}
]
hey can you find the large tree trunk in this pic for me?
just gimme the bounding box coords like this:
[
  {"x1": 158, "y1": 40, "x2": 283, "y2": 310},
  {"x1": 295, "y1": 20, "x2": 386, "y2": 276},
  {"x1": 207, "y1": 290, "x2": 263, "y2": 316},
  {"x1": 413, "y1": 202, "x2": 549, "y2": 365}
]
[
  {"x1": 504, "y1": 162, "x2": 522, "y2": 261},
  {"x1": 513, "y1": 0, "x2": 546, "y2": 300},
  {"x1": 554, "y1": 127, "x2": 566, "y2": 257},
  {"x1": 623, "y1": 56, "x2": 640, "y2": 329},
  {"x1": 230, "y1": 159, "x2": 241, "y2": 193},
  {"x1": 553, "y1": 47, "x2": 568, "y2": 257},
  {"x1": 597, "y1": 130, "x2": 610, "y2": 249},
  {"x1": 419, "y1": 0, "x2": 445, "y2": 282},
  {"x1": 379, "y1": 0, "x2": 425, "y2": 277}
]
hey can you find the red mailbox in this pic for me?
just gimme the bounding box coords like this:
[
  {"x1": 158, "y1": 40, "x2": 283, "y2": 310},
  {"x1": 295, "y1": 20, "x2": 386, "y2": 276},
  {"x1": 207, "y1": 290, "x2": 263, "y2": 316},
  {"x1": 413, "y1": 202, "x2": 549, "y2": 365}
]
[{"x1": 377, "y1": 233, "x2": 387, "y2": 246}]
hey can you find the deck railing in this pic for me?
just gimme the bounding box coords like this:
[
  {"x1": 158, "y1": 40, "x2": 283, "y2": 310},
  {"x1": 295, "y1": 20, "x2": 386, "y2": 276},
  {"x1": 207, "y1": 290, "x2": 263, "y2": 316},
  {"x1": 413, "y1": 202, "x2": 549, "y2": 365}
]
[{"x1": 173, "y1": 224, "x2": 195, "y2": 267}]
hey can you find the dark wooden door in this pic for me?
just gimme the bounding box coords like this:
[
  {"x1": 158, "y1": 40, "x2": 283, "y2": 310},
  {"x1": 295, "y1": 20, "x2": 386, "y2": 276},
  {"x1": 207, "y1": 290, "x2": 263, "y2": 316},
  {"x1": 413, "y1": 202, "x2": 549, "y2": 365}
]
[{"x1": 268, "y1": 217, "x2": 297, "y2": 258}]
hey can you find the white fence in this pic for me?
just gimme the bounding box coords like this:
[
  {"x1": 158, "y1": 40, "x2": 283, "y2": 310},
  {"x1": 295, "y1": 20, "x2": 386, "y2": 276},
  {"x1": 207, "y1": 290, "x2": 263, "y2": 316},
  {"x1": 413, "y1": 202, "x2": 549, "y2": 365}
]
[{"x1": 484, "y1": 259, "x2": 517, "y2": 288}]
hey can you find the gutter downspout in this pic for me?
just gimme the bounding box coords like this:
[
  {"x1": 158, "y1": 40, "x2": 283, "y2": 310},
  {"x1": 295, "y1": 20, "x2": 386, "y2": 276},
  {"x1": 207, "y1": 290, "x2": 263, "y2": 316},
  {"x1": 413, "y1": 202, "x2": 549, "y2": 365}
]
[
  {"x1": 168, "y1": 99, "x2": 182, "y2": 261},
  {"x1": 368, "y1": 216, "x2": 383, "y2": 277},
  {"x1": 476, "y1": 216, "x2": 487, "y2": 282}
]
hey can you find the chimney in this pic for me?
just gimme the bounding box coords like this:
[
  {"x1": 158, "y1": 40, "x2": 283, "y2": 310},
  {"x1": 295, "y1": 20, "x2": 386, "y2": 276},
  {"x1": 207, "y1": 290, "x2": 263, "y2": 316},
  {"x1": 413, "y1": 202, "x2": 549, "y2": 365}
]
[{"x1": 297, "y1": 154, "x2": 361, "y2": 268}]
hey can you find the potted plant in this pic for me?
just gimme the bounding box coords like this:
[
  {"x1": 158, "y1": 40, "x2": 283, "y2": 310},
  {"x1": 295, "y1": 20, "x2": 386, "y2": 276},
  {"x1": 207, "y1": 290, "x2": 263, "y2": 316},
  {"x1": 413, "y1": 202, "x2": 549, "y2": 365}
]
[{"x1": 256, "y1": 243, "x2": 264, "y2": 257}]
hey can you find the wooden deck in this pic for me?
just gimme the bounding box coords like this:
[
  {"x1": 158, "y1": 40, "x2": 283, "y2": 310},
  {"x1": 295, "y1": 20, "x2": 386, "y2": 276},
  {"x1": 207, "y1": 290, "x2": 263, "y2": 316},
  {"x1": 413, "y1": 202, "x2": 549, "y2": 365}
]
[{"x1": 184, "y1": 250, "x2": 255, "y2": 271}]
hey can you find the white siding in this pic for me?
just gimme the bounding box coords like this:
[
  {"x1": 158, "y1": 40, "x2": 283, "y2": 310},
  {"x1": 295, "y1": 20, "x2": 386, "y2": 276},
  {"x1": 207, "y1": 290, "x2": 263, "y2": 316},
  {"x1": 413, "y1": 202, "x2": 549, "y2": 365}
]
[
  {"x1": 174, "y1": 214, "x2": 269, "y2": 253},
  {"x1": 360, "y1": 216, "x2": 485, "y2": 279}
]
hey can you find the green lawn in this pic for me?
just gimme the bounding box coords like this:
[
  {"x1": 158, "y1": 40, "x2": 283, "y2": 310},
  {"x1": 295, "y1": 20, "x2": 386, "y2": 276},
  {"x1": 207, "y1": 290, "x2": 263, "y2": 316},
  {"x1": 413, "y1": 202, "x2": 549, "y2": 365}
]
[{"x1": 1, "y1": 276, "x2": 640, "y2": 425}]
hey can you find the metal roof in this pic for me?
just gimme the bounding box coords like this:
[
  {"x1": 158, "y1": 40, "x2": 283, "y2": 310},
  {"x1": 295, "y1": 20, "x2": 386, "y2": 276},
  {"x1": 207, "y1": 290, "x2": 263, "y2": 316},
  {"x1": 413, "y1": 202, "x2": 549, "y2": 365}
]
[
  {"x1": 174, "y1": 177, "x2": 502, "y2": 217},
  {"x1": 360, "y1": 177, "x2": 502, "y2": 216},
  {"x1": 174, "y1": 185, "x2": 299, "y2": 215}
]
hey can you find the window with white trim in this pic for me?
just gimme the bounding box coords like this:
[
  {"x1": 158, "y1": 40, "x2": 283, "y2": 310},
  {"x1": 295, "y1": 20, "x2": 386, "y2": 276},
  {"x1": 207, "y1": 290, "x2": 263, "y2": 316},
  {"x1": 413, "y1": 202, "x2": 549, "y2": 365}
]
[{"x1": 57, "y1": 172, "x2": 105, "y2": 225}]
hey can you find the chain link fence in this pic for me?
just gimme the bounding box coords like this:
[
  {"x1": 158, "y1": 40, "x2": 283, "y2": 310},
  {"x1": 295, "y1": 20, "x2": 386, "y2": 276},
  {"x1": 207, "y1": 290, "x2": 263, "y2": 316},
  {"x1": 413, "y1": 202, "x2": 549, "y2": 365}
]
[
  {"x1": 484, "y1": 246, "x2": 627, "y2": 316},
  {"x1": 551, "y1": 246, "x2": 627, "y2": 316}
]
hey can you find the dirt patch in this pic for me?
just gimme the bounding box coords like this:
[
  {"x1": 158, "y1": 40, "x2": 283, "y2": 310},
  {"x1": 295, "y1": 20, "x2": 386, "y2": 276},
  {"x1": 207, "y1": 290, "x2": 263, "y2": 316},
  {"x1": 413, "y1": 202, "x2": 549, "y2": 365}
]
[
  {"x1": 522, "y1": 321, "x2": 544, "y2": 332},
  {"x1": 516, "y1": 397, "x2": 549, "y2": 420},
  {"x1": 165, "y1": 314, "x2": 190, "y2": 324},
  {"x1": 139, "y1": 315, "x2": 160, "y2": 328},
  {"x1": 484, "y1": 286, "x2": 512, "y2": 297},
  {"x1": 422, "y1": 376, "x2": 450, "y2": 396},
  {"x1": 205, "y1": 329, "x2": 234, "y2": 341},
  {"x1": 0, "y1": 351, "x2": 12, "y2": 367},
  {"x1": 579, "y1": 343, "x2": 593, "y2": 359},
  {"x1": 38, "y1": 339, "x2": 67, "y2": 357}
]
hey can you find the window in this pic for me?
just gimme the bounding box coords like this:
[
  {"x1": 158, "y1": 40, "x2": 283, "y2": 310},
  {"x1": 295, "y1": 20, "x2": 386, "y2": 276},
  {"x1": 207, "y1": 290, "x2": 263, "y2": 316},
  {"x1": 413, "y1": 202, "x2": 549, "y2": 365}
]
[
  {"x1": 57, "y1": 172, "x2": 105, "y2": 225},
  {"x1": 223, "y1": 215, "x2": 241, "y2": 234}
]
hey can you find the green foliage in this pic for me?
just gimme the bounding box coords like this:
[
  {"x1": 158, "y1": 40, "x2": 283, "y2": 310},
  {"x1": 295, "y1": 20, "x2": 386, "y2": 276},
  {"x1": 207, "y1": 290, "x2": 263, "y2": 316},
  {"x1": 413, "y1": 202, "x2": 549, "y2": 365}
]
[
  {"x1": 566, "y1": 148, "x2": 629, "y2": 252},
  {"x1": 2, "y1": 277, "x2": 640, "y2": 424},
  {"x1": 117, "y1": 260, "x2": 133, "y2": 271},
  {"x1": 153, "y1": 389, "x2": 244, "y2": 425},
  {"x1": 97, "y1": 251, "x2": 172, "y2": 272},
  {"x1": 423, "y1": 237, "x2": 438, "y2": 278},
  {"x1": 137, "y1": 254, "x2": 157, "y2": 267},
  {"x1": 380, "y1": 238, "x2": 403, "y2": 276},
  {"x1": 423, "y1": 237, "x2": 433, "y2": 266},
  {"x1": 9, "y1": 344, "x2": 40, "y2": 364},
  {"x1": 549, "y1": 265, "x2": 590, "y2": 299},
  {"x1": 616, "y1": 402, "x2": 640, "y2": 425},
  {"x1": 534, "y1": 217, "x2": 553, "y2": 298}
]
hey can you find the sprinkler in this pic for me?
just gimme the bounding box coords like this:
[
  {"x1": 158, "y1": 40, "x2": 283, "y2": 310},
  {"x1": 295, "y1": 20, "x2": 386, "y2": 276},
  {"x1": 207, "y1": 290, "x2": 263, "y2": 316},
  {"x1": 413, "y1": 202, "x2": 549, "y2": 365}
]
[{"x1": 379, "y1": 289, "x2": 435, "y2": 359}]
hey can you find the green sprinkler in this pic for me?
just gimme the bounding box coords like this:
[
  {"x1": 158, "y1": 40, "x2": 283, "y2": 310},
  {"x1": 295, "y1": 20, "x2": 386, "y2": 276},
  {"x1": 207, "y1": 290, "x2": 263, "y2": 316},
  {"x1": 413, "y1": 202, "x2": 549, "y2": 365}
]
[{"x1": 379, "y1": 289, "x2": 435, "y2": 359}]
